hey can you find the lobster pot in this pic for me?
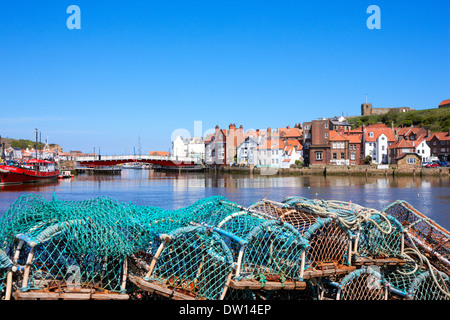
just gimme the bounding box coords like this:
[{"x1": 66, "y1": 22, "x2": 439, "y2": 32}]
[
  {"x1": 383, "y1": 200, "x2": 450, "y2": 275},
  {"x1": 356, "y1": 214, "x2": 404, "y2": 259},
  {"x1": 249, "y1": 200, "x2": 352, "y2": 268},
  {"x1": 386, "y1": 269, "x2": 450, "y2": 300},
  {"x1": 143, "y1": 226, "x2": 234, "y2": 300},
  {"x1": 11, "y1": 221, "x2": 128, "y2": 299},
  {"x1": 303, "y1": 218, "x2": 352, "y2": 268},
  {"x1": 407, "y1": 270, "x2": 450, "y2": 300},
  {"x1": 211, "y1": 211, "x2": 309, "y2": 282},
  {"x1": 335, "y1": 267, "x2": 388, "y2": 300}
]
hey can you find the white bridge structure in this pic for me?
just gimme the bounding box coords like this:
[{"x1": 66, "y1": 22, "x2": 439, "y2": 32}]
[{"x1": 75, "y1": 155, "x2": 203, "y2": 168}]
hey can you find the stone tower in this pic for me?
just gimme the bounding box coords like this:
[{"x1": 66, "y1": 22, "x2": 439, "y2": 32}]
[{"x1": 361, "y1": 103, "x2": 373, "y2": 116}]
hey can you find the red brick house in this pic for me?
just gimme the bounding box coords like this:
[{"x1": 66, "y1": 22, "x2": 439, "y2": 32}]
[
  {"x1": 388, "y1": 139, "x2": 416, "y2": 164},
  {"x1": 307, "y1": 119, "x2": 330, "y2": 165},
  {"x1": 428, "y1": 131, "x2": 450, "y2": 161},
  {"x1": 329, "y1": 131, "x2": 349, "y2": 165}
]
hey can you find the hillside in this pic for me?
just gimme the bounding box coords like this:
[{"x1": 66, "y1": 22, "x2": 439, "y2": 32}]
[
  {"x1": 347, "y1": 107, "x2": 450, "y2": 133},
  {"x1": 0, "y1": 138, "x2": 61, "y2": 151}
]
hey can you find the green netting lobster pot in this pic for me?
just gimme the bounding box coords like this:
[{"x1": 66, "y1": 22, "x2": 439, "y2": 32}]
[
  {"x1": 11, "y1": 220, "x2": 129, "y2": 300},
  {"x1": 407, "y1": 270, "x2": 450, "y2": 300},
  {"x1": 249, "y1": 199, "x2": 353, "y2": 269},
  {"x1": 356, "y1": 214, "x2": 404, "y2": 259},
  {"x1": 211, "y1": 211, "x2": 309, "y2": 283},
  {"x1": 334, "y1": 266, "x2": 388, "y2": 300},
  {"x1": 142, "y1": 226, "x2": 234, "y2": 300}
]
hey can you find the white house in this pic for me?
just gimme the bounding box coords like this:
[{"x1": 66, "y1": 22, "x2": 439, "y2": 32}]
[
  {"x1": 173, "y1": 135, "x2": 205, "y2": 159},
  {"x1": 255, "y1": 139, "x2": 284, "y2": 167},
  {"x1": 363, "y1": 125, "x2": 396, "y2": 164},
  {"x1": 187, "y1": 137, "x2": 205, "y2": 159},
  {"x1": 237, "y1": 136, "x2": 259, "y2": 165},
  {"x1": 415, "y1": 138, "x2": 431, "y2": 162},
  {"x1": 281, "y1": 141, "x2": 303, "y2": 168},
  {"x1": 172, "y1": 135, "x2": 189, "y2": 158}
]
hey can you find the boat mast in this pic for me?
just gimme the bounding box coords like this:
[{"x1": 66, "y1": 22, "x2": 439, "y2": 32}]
[{"x1": 35, "y1": 128, "x2": 38, "y2": 160}]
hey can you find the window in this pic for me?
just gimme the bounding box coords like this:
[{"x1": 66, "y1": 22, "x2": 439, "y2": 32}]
[
  {"x1": 341, "y1": 152, "x2": 345, "y2": 159},
  {"x1": 369, "y1": 132, "x2": 374, "y2": 138},
  {"x1": 333, "y1": 153, "x2": 337, "y2": 159},
  {"x1": 333, "y1": 142, "x2": 345, "y2": 149},
  {"x1": 351, "y1": 153, "x2": 356, "y2": 160},
  {"x1": 315, "y1": 152, "x2": 323, "y2": 161},
  {"x1": 325, "y1": 123, "x2": 328, "y2": 129},
  {"x1": 325, "y1": 133, "x2": 328, "y2": 139},
  {"x1": 407, "y1": 158, "x2": 416, "y2": 164}
]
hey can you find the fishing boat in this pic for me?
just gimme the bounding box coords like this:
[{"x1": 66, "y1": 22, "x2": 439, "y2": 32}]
[
  {"x1": 58, "y1": 170, "x2": 74, "y2": 179},
  {"x1": 0, "y1": 159, "x2": 60, "y2": 185},
  {"x1": 122, "y1": 162, "x2": 143, "y2": 169}
]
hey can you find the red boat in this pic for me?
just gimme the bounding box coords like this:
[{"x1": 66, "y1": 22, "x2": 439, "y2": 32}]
[{"x1": 0, "y1": 159, "x2": 60, "y2": 185}]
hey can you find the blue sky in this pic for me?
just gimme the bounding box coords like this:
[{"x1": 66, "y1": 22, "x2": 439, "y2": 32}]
[{"x1": 0, "y1": 0, "x2": 449, "y2": 154}]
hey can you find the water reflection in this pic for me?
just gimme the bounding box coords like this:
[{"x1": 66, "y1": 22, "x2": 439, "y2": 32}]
[{"x1": 0, "y1": 170, "x2": 449, "y2": 229}]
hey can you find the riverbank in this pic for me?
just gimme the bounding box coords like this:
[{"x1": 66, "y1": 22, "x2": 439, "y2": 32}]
[
  {"x1": 62, "y1": 160, "x2": 449, "y2": 177},
  {"x1": 212, "y1": 165, "x2": 450, "y2": 177}
]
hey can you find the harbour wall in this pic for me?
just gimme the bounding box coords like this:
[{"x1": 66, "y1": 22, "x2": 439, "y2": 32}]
[{"x1": 216, "y1": 165, "x2": 450, "y2": 177}]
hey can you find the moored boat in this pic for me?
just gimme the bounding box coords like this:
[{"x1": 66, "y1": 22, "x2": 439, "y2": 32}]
[
  {"x1": 58, "y1": 170, "x2": 74, "y2": 179},
  {"x1": 0, "y1": 159, "x2": 60, "y2": 185}
]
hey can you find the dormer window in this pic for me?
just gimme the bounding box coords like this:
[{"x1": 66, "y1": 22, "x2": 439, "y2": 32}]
[{"x1": 369, "y1": 132, "x2": 374, "y2": 138}]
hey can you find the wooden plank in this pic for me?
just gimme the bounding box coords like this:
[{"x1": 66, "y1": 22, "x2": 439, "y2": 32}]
[
  {"x1": 91, "y1": 293, "x2": 129, "y2": 300},
  {"x1": 128, "y1": 275, "x2": 205, "y2": 300},
  {"x1": 353, "y1": 257, "x2": 406, "y2": 266},
  {"x1": 303, "y1": 265, "x2": 356, "y2": 279},
  {"x1": 229, "y1": 279, "x2": 306, "y2": 290},
  {"x1": 13, "y1": 290, "x2": 129, "y2": 300}
]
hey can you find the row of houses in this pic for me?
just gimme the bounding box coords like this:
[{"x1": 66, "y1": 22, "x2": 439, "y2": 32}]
[
  {"x1": 303, "y1": 118, "x2": 450, "y2": 167},
  {"x1": 172, "y1": 116, "x2": 450, "y2": 168},
  {"x1": 172, "y1": 124, "x2": 304, "y2": 168}
]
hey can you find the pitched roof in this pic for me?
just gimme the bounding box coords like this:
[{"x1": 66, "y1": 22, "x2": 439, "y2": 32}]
[
  {"x1": 346, "y1": 134, "x2": 362, "y2": 144},
  {"x1": 329, "y1": 131, "x2": 349, "y2": 141},
  {"x1": 439, "y1": 99, "x2": 450, "y2": 107},
  {"x1": 278, "y1": 127, "x2": 303, "y2": 138},
  {"x1": 256, "y1": 139, "x2": 284, "y2": 150},
  {"x1": 395, "y1": 152, "x2": 421, "y2": 160},
  {"x1": 364, "y1": 125, "x2": 396, "y2": 142},
  {"x1": 429, "y1": 132, "x2": 450, "y2": 141},
  {"x1": 388, "y1": 139, "x2": 415, "y2": 150},
  {"x1": 148, "y1": 151, "x2": 169, "y2": 156}
]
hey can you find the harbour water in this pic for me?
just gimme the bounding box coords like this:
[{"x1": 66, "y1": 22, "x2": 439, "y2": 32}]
[{"x1": 1, "y1": 169, "x2": 449, "y2": 230}]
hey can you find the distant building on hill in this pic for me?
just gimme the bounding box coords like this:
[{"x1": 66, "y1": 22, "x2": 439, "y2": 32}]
[
  {"x1": 361, "y1": 103, "x2": 415, "y2": 116},
  {"x1": 438, "y1": 99, "x2": 450, "y2": 108}
]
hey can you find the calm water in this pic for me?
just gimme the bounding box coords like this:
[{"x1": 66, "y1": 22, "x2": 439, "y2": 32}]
[{"x1": 1, "y1": 169, "x2": 449, "y2": 229}]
